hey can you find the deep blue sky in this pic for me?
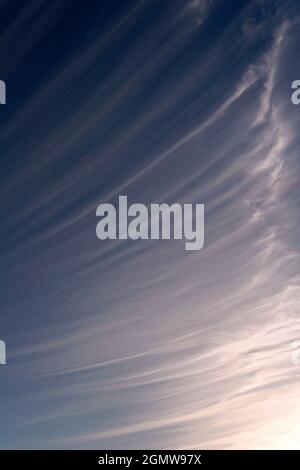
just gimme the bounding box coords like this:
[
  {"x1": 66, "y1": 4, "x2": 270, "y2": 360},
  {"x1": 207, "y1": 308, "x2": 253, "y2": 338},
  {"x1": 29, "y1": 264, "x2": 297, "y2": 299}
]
[{"x1": 1, "y1": 0, "x2": 300, "y2": 449}]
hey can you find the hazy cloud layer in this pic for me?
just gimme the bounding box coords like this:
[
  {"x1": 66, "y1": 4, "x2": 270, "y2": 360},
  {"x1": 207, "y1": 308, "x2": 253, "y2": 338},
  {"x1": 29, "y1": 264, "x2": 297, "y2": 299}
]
[{"x1": 1, "y1": 0, "x2": 300, "y2": 449}]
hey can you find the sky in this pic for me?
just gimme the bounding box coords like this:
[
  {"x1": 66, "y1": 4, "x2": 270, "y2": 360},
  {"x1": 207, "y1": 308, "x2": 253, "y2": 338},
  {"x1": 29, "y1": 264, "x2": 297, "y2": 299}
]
[{"x1": 1, "y1": 0, "x2": 300, "y2": 450}]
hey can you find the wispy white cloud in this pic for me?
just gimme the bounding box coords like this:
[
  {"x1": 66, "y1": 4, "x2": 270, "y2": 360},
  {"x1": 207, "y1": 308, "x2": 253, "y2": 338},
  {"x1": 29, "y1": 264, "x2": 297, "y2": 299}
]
[{"x1": 1, "y1": 0, "x2": 300, "y2": 450}]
